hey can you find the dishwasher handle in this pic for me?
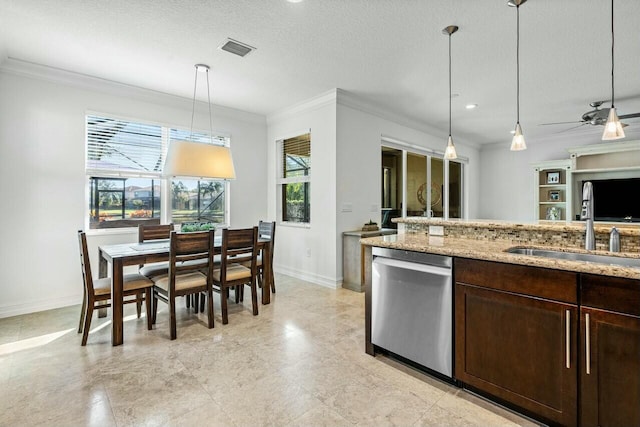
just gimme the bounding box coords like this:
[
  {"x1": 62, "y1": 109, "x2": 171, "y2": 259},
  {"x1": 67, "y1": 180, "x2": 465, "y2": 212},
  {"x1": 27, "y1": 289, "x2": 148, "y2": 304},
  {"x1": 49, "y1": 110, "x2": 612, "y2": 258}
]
[{"x1": 373, "y1": 256, "x2": 452, "y2": 277}]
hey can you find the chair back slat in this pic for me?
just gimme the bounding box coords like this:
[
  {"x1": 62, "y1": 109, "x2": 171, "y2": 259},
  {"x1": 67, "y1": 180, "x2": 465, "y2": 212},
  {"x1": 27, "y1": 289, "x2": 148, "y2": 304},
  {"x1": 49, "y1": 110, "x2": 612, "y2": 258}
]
[
  {"x1": 220, "y1": 227, "x2": 258, "y2": 281},
  {"x1": 168, "y1": 230, "x2": 215, "y2": 293},
  {"x1": 139, "y1": 223, "x2": 173, "y2": 243},
  {"x1": 77, "y1": 230, "x2": 94, "y2": 295}
]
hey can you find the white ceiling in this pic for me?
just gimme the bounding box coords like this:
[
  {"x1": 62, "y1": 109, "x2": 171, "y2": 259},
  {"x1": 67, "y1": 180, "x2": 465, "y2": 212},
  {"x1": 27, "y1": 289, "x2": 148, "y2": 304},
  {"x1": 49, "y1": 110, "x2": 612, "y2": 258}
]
[{"x1": 1, "y1": 0, "x2": 640, "y2": 145}]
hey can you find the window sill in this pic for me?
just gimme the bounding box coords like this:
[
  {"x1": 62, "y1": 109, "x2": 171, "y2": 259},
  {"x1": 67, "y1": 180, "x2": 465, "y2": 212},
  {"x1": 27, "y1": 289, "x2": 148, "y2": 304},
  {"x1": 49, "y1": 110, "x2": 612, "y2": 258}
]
[
  {"x1": 278, "y1": 221, "x2": 311, "y2": 229},
  {"x1": 85, "y1": 227, "x2": 138, "y2": 237}
]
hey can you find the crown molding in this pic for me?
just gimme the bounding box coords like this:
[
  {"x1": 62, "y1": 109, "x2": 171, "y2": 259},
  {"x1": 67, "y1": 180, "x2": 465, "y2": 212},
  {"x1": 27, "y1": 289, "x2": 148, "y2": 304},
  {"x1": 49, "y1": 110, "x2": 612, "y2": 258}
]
[
  {"x1": 0, "y1": 57, "x2": 266, "y2": 125},
  {"x1": 335, "y1": 89, "x2": 480, "y2": 150},
  {"x1": 266, "y1": 89, "x2": 338, "y2": 124}
]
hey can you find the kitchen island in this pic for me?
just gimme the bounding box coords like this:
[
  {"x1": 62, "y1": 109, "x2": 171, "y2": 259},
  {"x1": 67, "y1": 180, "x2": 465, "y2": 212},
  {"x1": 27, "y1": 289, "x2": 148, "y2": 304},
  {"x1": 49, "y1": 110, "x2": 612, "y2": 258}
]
[{"x1": 361, "y1": 218, "x2": 640, "y2": 427}]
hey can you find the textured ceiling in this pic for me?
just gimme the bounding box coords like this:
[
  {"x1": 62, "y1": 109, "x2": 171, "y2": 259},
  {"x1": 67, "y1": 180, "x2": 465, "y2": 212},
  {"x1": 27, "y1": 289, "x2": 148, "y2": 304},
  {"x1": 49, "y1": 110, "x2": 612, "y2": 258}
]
[{"x1": 1, "y1": 0, "x2": 640, "y2": 145}]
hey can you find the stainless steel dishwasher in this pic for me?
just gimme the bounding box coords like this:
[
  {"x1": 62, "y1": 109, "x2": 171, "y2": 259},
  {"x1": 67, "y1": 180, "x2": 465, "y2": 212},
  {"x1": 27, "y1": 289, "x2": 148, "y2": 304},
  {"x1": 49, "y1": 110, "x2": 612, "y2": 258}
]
[{"x1": 371, "y1": 247, "x2": 453, "y2": 379}]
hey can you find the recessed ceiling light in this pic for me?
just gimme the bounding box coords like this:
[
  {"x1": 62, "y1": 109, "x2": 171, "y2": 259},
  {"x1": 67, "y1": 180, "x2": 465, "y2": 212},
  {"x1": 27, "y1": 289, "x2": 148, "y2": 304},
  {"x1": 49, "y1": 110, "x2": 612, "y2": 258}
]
[
  {"x1": 287, "y1": 0, "x2": 303, "y2": 3},
  {"x1": 465, "y1": 104, "x2": 478, "y2": 109}
]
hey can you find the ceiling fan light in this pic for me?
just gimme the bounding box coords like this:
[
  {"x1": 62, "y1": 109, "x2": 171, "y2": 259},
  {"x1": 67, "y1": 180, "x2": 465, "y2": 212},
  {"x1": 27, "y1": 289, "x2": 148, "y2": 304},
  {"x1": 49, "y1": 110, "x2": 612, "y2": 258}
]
[
  {"x1": 602, "y1": 107, "x2": 625, "y2": 140},
  {"x1": 510, "y1": 123, "x2": 527, "y2": 151},
  {"x1": 444, "y1": 135, "x2": 457, "y2": 160}
]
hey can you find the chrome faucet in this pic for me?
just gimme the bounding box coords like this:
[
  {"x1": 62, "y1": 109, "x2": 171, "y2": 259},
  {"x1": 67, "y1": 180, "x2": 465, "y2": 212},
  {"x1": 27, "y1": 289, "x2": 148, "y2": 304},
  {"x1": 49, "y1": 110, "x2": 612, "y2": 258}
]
[{"x1": 580, "y1": 181, "x2": 595, "y2": 250}]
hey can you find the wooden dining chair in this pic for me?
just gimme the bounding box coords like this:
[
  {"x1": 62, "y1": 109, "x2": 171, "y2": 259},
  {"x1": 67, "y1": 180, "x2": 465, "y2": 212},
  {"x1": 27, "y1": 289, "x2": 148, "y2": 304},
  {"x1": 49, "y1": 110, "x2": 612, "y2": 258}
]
[
  {"x1": 77, "y1": 230, "x2": 153, "y2": 346},
  {"x1": 240, "y1": 221, "x2": 276, "y2": 298},
  {"x1": 212, "y1": 227, "x2": 259, "y2": 324},
  {"x1": 138, "y1": 223, "x2": 173, "y2": 278},
  {"x1": 151, "y1": 230, "x2": 215, "y2": 340}
]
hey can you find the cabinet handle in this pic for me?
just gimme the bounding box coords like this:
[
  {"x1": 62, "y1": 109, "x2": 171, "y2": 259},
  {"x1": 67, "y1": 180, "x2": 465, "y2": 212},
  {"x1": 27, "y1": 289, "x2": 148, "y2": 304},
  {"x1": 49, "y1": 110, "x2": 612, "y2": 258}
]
[
  {"x1": 566, "y1": 310, "x2": 570, "y2": 369},
  {"x1": 585, "y1": 313, "x2": 591, "y2": 375}
]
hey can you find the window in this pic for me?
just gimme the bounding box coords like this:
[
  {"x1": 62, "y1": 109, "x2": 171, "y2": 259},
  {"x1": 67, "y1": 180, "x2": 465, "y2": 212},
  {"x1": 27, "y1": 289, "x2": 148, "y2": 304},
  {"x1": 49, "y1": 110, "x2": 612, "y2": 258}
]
[
  {"x1": 380, "y1": 141, "x2": 466, "y2": 224},
  {"x1": 86, "y1": 114, "x2": 230, "y2": 229},
  {"x1": 277, "y1": 133, "x2": 311, "y2": 224},
  {"x1": 168, "y1": 129, "x2": 229, "y2": 227},
  {"x1": 170, "y1": 179, "x2": 226, "y2": 224}
]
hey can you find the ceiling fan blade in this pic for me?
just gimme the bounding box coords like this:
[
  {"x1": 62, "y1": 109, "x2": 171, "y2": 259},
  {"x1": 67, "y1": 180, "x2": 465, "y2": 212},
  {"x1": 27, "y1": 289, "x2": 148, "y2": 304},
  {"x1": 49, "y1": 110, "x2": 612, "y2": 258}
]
[
  {"x1": 554, "y1": 123, "x2": 589, "y2": 134},
  {"x1": 618, "y1": 112, "x2": 640, "y2": 119},
  {"x1": 539, "y1": 121, "x2": 584, "y2": 126}
]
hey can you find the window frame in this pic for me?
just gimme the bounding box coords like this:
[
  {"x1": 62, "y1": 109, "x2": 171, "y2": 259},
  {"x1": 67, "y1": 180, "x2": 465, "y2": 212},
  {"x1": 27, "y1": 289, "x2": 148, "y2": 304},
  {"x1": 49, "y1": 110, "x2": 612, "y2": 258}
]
[
  {"x1": 276, "y1": 131, "x2": 311, "y2": 226},
  {"x1": 84, "y1": 112, "x2": 232, "y2": 232},
  {"x1": 381, "y1": 137, "x2": 468, "y2": 221}
]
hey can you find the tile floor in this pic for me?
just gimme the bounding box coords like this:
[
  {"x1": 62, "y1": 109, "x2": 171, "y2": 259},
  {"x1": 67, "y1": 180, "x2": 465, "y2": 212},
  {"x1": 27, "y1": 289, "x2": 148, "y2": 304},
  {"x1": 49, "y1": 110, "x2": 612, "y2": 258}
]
[{"x1": 0, "y1": 275, "x2": 540, "y2": 426}]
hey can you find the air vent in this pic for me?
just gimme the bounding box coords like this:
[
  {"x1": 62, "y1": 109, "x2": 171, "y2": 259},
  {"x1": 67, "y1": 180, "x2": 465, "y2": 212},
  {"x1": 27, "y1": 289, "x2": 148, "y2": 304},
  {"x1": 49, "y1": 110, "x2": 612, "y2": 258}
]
[{"x1": 219, "y1": 38, "x2": 256, "y2": 57}]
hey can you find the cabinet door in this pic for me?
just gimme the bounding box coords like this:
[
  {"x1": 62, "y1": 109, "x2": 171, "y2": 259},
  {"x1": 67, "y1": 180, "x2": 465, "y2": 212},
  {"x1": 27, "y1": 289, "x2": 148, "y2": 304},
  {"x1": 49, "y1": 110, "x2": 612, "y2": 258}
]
[
  {"x1": 580, "y1": 307, "x2": 640, "y2": 427},
  {"x1": 455, "y1": 283, "x2": 578, "y2": 427}
]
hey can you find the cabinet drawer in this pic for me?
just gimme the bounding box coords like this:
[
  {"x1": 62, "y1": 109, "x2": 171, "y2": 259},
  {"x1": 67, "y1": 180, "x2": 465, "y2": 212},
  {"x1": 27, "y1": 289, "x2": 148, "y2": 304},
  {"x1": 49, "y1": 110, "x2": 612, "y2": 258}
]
[
  {"x1": 581, "y1": 274, "x2": 640, "y2": 317},
  {"x1": 455, "y1": 258, "x2": 578, "y2": 304}
]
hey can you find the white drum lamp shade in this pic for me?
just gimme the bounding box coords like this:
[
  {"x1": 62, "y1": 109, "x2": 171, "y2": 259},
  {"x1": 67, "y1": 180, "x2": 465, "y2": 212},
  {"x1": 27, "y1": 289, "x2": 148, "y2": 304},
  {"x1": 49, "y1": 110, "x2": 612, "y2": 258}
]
[{"x1": 163, "y1": 140, "x2": 236, "y2": 179}]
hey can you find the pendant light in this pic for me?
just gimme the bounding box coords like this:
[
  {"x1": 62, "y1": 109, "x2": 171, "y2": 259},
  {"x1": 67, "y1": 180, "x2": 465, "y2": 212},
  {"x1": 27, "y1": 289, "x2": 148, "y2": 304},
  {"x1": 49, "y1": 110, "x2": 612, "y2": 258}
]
[
  {"x1": 163, "y1": 64, "x2": 236, "y2": 179},
  {"x1": 443, "y1": 25, "x2": 458, "y2": 160},
  {"x1": 602, "y1": 0, "x2": 625, "y2": 140},
  {"x1": 509, "y1": 0, "x2": 527, "y2": 151}
]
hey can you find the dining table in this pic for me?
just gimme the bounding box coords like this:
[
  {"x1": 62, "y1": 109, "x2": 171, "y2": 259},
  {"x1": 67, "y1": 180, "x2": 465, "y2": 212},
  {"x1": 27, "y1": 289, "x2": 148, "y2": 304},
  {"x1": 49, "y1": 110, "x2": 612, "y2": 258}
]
[{"x1": 98, "y1": 235, "x2": 271, "y2": 346}]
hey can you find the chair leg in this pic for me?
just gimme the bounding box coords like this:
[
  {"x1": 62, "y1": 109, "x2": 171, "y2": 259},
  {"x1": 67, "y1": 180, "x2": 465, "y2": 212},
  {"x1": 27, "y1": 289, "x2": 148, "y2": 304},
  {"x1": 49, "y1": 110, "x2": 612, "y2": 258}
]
[
  {"x1": 270, "y1": 270, "x2": 276, "y2": 293},
  {"x1": 194, "y1": 293, "x2": 200, "y2": 313},
  {"x1": 200, "y1": 292, "x2": 205, "y2": 313},
  {"x1": 234, "y1": 286, "x2": 240, "y2": 304},
  {"x1": 77, "y1": 290, "x2": 87, "y2": 334},
  {"x1": 169, "y1": 298, "x2": 177, "y2": 340},
  {"x1": 81, "y1": 303, "x2": 93, "y2": 346},
  {"x1": 136, "y1": 293, "x2": 142, "y2": 318},
  {"x1": 145, "y1": 288, "x2": 153, "y2": 330},
  {"x1": 185, "y1": 294, "x2": 191, "y2": 308},
  {"x1": 221, "y1": 287, "x2": 229, "y2": 325},
  {"x1": 250, "y1": 280, "x2": 258, "y2": 316},
  {"x1": 152, "y1": 291, "x2": 159, "y2": 325},
  {"x1": 207, "y1": 289, "x2": 214, "y2": 329}
]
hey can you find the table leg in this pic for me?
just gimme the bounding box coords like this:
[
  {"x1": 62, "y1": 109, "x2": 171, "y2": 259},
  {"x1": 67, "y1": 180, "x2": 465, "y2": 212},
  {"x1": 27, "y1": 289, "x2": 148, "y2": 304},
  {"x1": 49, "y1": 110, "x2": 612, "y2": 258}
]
[
  {"x1": 98, "y1": 250, "x2": 108, "y2": 318},
  {"x1": 112, "y1": 258, "x2": 124, "y2": 346},
  {"x1": 261, "y1": 245, "x2": 271, "y2": 305}
]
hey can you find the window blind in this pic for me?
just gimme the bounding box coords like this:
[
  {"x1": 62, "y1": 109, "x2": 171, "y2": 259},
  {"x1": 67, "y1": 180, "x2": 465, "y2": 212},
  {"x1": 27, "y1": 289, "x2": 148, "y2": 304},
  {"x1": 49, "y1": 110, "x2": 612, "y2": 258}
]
[
  {"x1": 86, "y1": 115, "x2": 164, "y2": 177},
  {"x1": 277, "y1": 133, "x2": 311, "y2": 183}
]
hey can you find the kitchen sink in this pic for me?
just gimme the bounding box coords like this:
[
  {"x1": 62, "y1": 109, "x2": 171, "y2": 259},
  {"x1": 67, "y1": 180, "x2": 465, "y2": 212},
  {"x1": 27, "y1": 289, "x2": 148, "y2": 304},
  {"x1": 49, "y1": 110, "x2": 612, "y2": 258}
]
[{"x1": 506, "y1": 247, "x2": 640, "y2": 269}]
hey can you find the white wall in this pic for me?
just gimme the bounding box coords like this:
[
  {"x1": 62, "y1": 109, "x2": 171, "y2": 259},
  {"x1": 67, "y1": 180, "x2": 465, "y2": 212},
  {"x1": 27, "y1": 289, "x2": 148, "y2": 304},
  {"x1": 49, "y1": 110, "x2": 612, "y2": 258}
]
[
  {"x1": 266, "y1": 89, "x2": 480, "y2": 288},
  {"x1": 335, "y1": 98, "x2": 480, "y2": 283},
  {"x1": 477, "y1": 133, "x2": 627, "y2": 222},
  {"x1": 0, "y1": 60, "x2": 267, "y2": 318},
  {"x1": 266, "y1": 91, "x2": 338, "y2": 287}
]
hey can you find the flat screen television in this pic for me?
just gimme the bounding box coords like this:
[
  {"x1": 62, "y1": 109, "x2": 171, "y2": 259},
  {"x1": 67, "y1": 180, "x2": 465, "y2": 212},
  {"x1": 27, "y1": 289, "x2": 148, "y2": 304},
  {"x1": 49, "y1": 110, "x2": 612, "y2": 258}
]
[{"x1": 583, "y1": 178, "x2": 640, "y2": 222}]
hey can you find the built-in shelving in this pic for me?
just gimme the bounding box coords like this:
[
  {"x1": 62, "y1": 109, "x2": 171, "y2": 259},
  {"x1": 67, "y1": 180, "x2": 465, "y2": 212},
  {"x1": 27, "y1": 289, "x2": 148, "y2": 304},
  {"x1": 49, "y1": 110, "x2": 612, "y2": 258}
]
[{"x1": 532, "y1": 160, "x2": 572, "y2": 222}]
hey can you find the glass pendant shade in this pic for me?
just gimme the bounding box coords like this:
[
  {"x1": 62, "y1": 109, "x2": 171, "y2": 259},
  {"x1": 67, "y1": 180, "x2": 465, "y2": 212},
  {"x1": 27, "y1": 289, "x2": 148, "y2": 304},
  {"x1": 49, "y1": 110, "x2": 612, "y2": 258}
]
[
  {"x1": 602, "y1": 107, "x2": 625, "y2": 140},
  {"x1": 444, "y1": 135, "x2": 457, "y2": 159},
  {"x1": 510, "y1": 122, "x2": 527, "y2": 151}
]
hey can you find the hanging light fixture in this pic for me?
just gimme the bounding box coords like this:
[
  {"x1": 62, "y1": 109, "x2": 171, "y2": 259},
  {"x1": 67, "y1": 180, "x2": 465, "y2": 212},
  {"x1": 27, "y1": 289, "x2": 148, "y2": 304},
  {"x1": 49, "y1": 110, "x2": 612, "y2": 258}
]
[
  {"x1": 509, "y1": 0, "x2": 527, "y2": 151},
  {"x1": 443, "y1": 25, "x2": 459, "y2": 160},
  {"x1": 163, "y1": 64, "x2": 236, "y2": 179},
  {"x1": 602, "y1": 0, "x2": 625, "y2": 141}
]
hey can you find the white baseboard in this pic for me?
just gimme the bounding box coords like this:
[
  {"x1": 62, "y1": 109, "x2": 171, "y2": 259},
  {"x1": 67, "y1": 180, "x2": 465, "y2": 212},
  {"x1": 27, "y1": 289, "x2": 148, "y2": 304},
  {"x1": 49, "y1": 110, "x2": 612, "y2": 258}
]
[
  {"x1": 274, "y1": 265, "x2": 342, "y2": 289},
  {"x1": 0, "y1": 295, "x2": 81, "y2": 319}
]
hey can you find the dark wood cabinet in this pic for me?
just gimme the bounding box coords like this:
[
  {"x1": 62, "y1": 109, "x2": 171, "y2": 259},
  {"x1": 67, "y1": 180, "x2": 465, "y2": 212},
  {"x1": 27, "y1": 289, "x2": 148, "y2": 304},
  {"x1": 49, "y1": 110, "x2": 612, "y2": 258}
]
[
  {"x1": 580, "y1": 274, "x2": 640, "y2": 427},
  {"x1": 455, "y1": 258, "x2": 579, "y2": 426}
]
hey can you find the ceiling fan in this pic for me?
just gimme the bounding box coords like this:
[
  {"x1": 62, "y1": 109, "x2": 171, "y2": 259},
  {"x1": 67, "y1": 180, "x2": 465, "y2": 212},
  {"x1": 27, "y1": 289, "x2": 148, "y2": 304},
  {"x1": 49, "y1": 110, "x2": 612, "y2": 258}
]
[{"x1": 540, "y1": 101, "x2": 640, "y2": 130}]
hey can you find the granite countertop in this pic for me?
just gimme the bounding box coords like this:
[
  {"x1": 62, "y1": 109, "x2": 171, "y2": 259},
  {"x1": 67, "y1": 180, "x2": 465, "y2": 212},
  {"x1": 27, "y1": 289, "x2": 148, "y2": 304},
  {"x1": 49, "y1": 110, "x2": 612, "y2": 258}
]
[
  {"x1": 394, "y1": 217, "x2": 640, "y2": 236},
  {"x1": 360, "y1": 233, "x2": 640, "y2": 280}
]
